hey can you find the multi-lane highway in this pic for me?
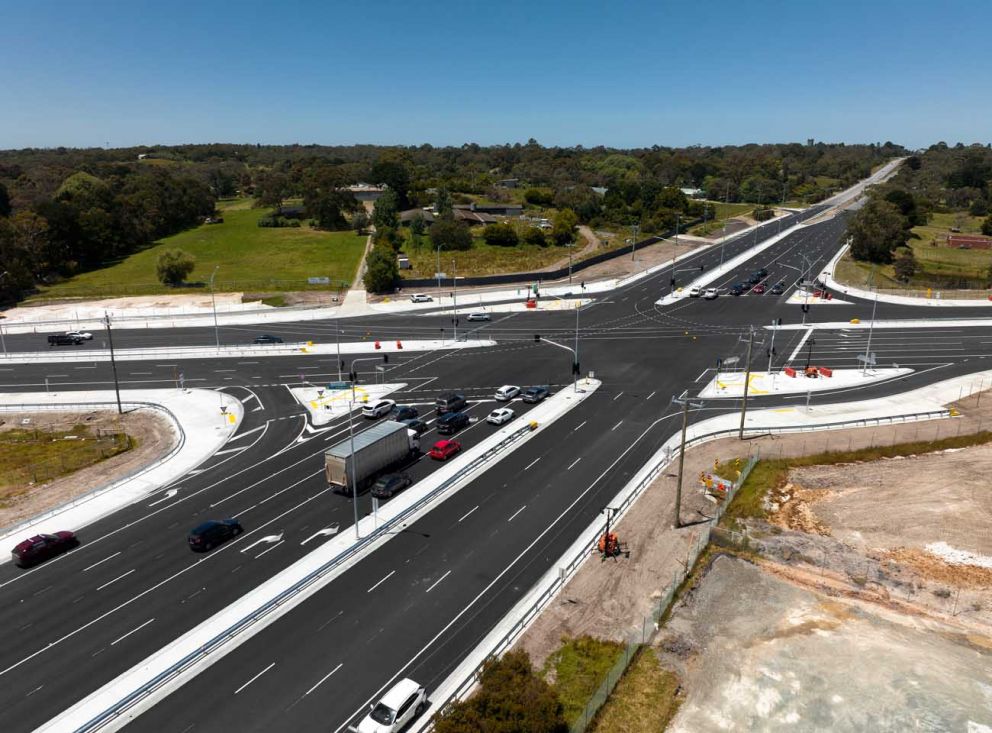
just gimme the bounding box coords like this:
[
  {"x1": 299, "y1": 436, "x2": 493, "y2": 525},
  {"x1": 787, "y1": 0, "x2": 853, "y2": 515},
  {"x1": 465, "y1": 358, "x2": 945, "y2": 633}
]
[{"x1": 3, "y1": 189, "x2": 992, "y2": 732}]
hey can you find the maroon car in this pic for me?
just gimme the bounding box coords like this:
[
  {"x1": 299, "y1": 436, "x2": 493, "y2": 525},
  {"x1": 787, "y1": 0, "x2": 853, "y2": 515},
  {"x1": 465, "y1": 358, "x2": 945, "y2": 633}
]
[
  {"x1": 11, "y1": 531, "x2": 79, "y2": 568},
  {"x1": 751, "y1": 283, "x2": 766, "y2": 294}
]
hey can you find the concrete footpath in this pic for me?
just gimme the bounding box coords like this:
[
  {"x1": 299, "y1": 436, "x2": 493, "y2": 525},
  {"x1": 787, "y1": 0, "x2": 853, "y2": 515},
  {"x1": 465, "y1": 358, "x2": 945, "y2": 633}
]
[{"x1": 0, "y1": 388, "x2": 243, "y2": 547}]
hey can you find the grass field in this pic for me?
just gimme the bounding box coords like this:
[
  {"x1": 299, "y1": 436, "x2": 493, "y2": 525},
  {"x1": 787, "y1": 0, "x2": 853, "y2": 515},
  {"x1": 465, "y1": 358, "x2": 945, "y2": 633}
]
[
  {"x1": 31, "y1": 204, "x2": 366, "y2": 299},
  {"x1": 543, "y1": 636, "x2": 624, "y2": 727},
  {"x1": 689, "y1": 201, "x2": 753, "y2": 236},
  {"x1": 588, "y1": 649, "x2": 682, "y2": 733},
  {"x1": 399, "y1": 229, "x2": 571, "y2": 278}
]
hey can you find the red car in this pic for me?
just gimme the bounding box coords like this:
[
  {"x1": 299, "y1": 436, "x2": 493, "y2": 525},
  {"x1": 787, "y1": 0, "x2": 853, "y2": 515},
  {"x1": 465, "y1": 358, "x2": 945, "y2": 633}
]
[
  {"x1": 751, "y1": 283, "x2": 766, "y2": 294},
  {"x1": 11, "y1": 531, "x2": 79, "y2": 568},
  {"x1": 429, "y1": 439, "x2": 462, "y2": 461}
]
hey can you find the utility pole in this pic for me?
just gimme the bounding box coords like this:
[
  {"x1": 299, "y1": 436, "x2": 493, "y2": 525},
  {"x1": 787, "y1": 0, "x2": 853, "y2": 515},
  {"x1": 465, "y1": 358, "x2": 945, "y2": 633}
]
[
  {"x1": 766, "y1": 319, "x2": 778, "y2": 373},
  {"x1": 672, "y1": 391, "x2": 704, "y2": 528},
  {"x1": 104, "y1": 313, "x2": 123, "y2": 415},
  {"x1": 738, "y1": 327, "x2": 755, "y2": 440},
  {"x1": 435, "y1": 245, "x2": 442, "y2": 298},
  {"x1": 863, "y1": 265, "x2": 878, "y2": 376},
  {"x1": 336, "y1": 321, "x2": 343, "y2": 381},
  {"x1": 209, "y1": 265, "x2": 220, "y2": 351},
  {"x1": 630, "y1": 223, "x2": 640, "y2": 261},
  {"x1": 451, "y1": 259, "x2": 458, "y2": 342}
]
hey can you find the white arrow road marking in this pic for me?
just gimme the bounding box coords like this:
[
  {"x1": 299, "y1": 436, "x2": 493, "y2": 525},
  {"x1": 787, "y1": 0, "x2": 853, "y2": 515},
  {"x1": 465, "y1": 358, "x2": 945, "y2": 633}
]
[
  {"x1": 239, "y1": 533, "x2": 284, "y2": 553},
  {"x1": 301, "y1": 525, "x2": 340, "y2": 545},
  {"x1": 147, "y1": 489, "x2": 179, "y2": 507}
]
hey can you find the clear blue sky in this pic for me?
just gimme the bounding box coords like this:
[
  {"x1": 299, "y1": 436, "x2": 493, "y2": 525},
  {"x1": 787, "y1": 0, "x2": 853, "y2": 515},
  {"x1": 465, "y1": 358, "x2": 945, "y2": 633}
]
[{"x1": 2, "y1": 0, "x2": 989, "y2": 150}]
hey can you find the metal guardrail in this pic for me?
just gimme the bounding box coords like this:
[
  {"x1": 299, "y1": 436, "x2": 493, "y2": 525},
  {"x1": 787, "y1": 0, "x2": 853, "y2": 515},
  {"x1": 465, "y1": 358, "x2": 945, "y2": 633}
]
[
  {"x1": 0, "y1": 401, "x2": 187, "y2": 539},
  {"x1": 0, "y1": 341, "x2": 316, "y2": 362},
  {"x1": 434, "y1": 405, "x2": 954, "y2": 727},
  {"x1": 72, "y1": 420, "x2": 537, "y2": 732}
]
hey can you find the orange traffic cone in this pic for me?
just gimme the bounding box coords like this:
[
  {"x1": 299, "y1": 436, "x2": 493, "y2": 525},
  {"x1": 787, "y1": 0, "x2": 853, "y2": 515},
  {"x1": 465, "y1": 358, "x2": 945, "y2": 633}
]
[
  {"x1": 374, "y1": 340, "x2": 381, "y2": 350},
  {"x1": 396, "y1": 340, "x2": 403, "y2": 349}
]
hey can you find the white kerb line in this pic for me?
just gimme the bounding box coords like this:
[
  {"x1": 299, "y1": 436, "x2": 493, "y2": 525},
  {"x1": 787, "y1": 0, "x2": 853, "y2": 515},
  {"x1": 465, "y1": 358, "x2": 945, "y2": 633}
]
[
  {"x1": 425, "y1": 571, "x2": 451, "y2": 593},
  {"x1": 305, "y1": 663, "x2": 343, "y2": 696},
  {"x1": 234, "y1": 662, "x2": 275, "y2": 694},
  {"x1": 367, "y1": 570, "x2": 396, "y2": 593},
  {"x1": 566, "y1": 457, "x2": 581, "y2": 470},
  {"x1": 110, "y1": 618, "x2": 155, "y2": 646}
]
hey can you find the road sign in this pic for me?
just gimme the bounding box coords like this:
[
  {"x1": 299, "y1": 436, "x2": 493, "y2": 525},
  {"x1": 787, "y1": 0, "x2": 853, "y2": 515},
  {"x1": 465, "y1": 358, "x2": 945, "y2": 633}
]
[
  {"x1": 434, "y1": 272, "x2": 446, "y2": 280},
  {"x1": 307, "y1": 276, "x2": 330, "y2": 285},
  {"x1": 857, "y1": 353, "x2": 877, "y2": 365}
]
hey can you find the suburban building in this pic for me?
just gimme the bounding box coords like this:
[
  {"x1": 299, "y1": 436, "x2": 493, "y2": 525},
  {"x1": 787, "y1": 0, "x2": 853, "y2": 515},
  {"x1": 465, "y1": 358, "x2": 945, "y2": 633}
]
[
  {"x1": 343, "y1": 183, "x2": 387, "y2": 203},
  {"x1": 454, "y1": 202, "x2": 523, "y2": 217},
  {"x1": 680, "y1": 187, "x2": 705, "y2": 198}
]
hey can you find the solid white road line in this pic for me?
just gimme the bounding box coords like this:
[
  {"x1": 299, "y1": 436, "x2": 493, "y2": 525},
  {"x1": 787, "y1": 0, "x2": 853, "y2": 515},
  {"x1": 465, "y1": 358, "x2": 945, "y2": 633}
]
[
  {"x1": 96, "y1": 569, "x2": 135, "y2": 591},
  {"x1": 523, "y1": 457, "x2": 540, "y2": 471},
  {"x1": 612, "y1": 392, "x2": 624, "y2": 401},
  {"x1": 367, "y1": 570, "x2": 396, "y2": 593},
  {"x1": 110, "y1": 618, "x2": 155, "y2": 646},
  {"x1": 507, "y1": 505, "x2": 527, "y2": 522},
  {"x1": 425, "y1": 570, "x2": 451, "y2": 593},
  {"x1": 567, "y1": 457, "x2": 582, "y2": 470},
  {"x1": 646, "y1": 391, "x2": 656, "y2": 400},
  {"x1": 611, "y1": 421, "x2": 623, "y2": 431},
  {"x1": 573, "y1": 420, "x2": 586, "y2": 431},
  {"x1": 226, "y1": 424, "x2": 266, "y2": 443},
  {"x1": 305, "y1": 663, "x2": 343, "y2": 696},
  {"x1": 458, "y1": 506, "x2": 479, "y2": 523},
  {"x1": 254, "y1": 540, "x2": 284, "y2": 559},
  {"x1": 82, "y1": 552, "x2": 120, "y2": 573},
  {"x1": 234, "y1": 662, "x2": 275, "y2": 695}
]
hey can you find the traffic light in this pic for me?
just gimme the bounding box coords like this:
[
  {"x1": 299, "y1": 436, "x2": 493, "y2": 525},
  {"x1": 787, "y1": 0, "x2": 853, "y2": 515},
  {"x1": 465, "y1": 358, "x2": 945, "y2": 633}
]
[
  {"x1": 572, "y1": 362, "x2": 580, "y2": 375},
  {"x1": 700, "y1": 264, "x2": 705, "y2": 271},
  {"x1": 801, "y1": 304, "x2": 809, "y2": 313},
  {"x1": 349, "y1": 370, "x2": 357, "y2": 383},
  {"x1": 382, "y1": 354, "x2": 389, "y2": 364},
  {"x1": 777, "y1": 318, "x2": 783, "y2": 326},
  {"x1": 534, "y1": 334, "x2": 541, "y2": 342},
  {"x1": 340, "y1": 359, "x2": 345, "y2": 371},
  {"x1": 670, "y1": 277, "x2": 676, "y2": 287}
]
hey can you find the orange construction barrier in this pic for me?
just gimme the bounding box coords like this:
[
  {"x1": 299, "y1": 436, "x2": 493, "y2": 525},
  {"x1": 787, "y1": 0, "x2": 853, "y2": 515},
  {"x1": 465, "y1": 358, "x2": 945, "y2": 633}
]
[
  {"x1": 783, "y1": 367, "x2": 796, "y2": 378},
  {"x1": 526, "y1": 299, "x2": 537, "y2": 309},
  {"x1": 819, "y1": 366, "x2": 833, "y2": 377},
  {"x1": 396, "y1": 340, "x2": 403, "y2": 349},
  {"x1": 374, "y1": 340, "x2": 381, "y2": 350}
]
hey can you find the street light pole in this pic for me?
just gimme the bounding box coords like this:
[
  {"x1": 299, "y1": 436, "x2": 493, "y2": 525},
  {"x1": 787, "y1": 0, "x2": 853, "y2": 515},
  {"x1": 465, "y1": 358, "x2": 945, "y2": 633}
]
[
  {"x1": 0, "y1": 271, "x2": 8, "y2": 355},
  {"x1": 209, "y1": 265, "x2": 220, "y2": 350},
  {"x1": 672, "y1": 390, "x2": 703, "y2": 528},
  {"x1": 451, "y1": 259, "x2": 458, "y2": 342},
  {"x1": 738, "y1": 326, "x2": 755, "y2": 440},
  {"x1": 347, "y1": 399, "x2": 360, "y2": 540},
  {"x1": 104, "y1": 313, "x2": 123, "y2": 415},
  {"x1": 336, "y1": 321, "x2": 343, "y2": 381},
  {"x1": 436, "y1": 245, "x2": 442, "y2": 298},
  {"x1": 863, "y1": 266, "x2": 878, "y2": 376}
]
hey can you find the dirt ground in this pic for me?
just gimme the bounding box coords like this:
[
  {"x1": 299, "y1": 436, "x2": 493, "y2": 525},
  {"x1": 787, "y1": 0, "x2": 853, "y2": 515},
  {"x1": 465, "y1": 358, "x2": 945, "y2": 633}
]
[
  {"x1": 515, "y1": 388, "x2": 992, "y2": 669},
  {"x1": 0, "y1": 409, "x2": 176, "y2": 529}
]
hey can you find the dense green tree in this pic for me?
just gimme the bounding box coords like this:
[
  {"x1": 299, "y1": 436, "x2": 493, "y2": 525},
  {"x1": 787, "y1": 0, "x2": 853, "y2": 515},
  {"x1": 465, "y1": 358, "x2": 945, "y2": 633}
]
[
  {"x1": 983, "y1": 215, "x2": 992, "y2": 236},
  {"x1": 156, "y1": 248, "x2": 196, "y2": 286},
  {"x1": 370, "y1": 159, "x2": 410, "y2": 208},
  {"x1": 523, "y1": 227, "x2": 547, "y2": 247},
  {"x1": 409, "y1": 212, "x2": 426, "y2": 237},
  {"x1": 363, "y1": 243, "x2": 398, "y2": 293},
  {"x1": 551, "y1": 208, "x2": 578, "y2": 246},
  {"x1": 847, "y1": 199, "x2": 907, "y2": 264},
  {"x1": 352, "y1": 210, "x2": 369, "y2": 235},
  {"x1": 482, "y1": 222, "x2": 518, "y2": 247},
  {"x1": 883, "y1": 189, "x2": 927, "y2": 227},
  {"x1": 0, "y1": 182, "x2": 10, "y2": 217},
  {"x1": 893, "y1": 248, "x2": 918, "y2": 282},
  {"x1": 306, "y1": 190, "x2": 353, "y2": 230},
  {"x1": 429, "y1": 215, "x2": 472, "y2": 251},
  {"x1": 432, "y1": 650, "x2": 566, "y2": 733},
  {"x1": 434, "y1": 187, "x2": 453, "y2": 217},
  {"x1": 524, "y1": 187, "x2": 554, "y2": 206},
  {"x1": 253, "y1": 170, "x2": 291, "y2": 210},
  {"x1": 372, "y1": 189, "x2": 400, "y2": 231}
]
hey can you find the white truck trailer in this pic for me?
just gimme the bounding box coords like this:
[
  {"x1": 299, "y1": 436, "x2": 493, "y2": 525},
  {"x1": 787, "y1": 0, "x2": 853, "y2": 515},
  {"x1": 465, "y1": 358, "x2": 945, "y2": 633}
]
[{"x1": 324, "y1": 421, "x2": 420, "y2": 494}]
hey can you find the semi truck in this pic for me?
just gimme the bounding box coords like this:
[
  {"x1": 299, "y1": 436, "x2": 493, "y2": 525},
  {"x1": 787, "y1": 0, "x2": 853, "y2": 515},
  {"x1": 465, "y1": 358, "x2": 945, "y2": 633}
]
[{"x1": 324, "y1": 421, "x2": 420, "y2": 494}]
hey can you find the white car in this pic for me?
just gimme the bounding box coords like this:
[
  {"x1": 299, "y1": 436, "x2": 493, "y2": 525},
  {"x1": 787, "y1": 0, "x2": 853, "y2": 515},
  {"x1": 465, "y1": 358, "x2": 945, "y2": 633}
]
[
  {"x1": 65, "y1": 330, "x2": 93, "y2": 340},
  {"x1": 688, "y1": 286, "x2": 702, "y2": 298},
  {"x1": 357, "y1": 678, "x2": 426, "y2": 733},
  {"x1": 362, "y1": 399, "x2": 396, "y2": 419},
  {"x1": 410, "y1": 293, "x2": 433, "y2": 303},
  {"x1": 494, "y1": 385, "x2": 520, "y2": 401},
  {"x1": 466, "y1": 312, "x2": 490, "y2": 322},
  {"x1": 703, "y1": 288, "x2": 719, "y2": 300},
  {"x1": 487, "y1": 407, "x2": 515, "y2": 425}
]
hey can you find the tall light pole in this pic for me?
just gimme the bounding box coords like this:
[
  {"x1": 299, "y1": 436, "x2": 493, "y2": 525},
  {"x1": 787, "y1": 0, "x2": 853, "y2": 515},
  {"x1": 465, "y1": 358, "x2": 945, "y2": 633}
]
[
  {"x1": 0, "y1": 271, "x2": 7, "y2": 355},
  {"x1": 104, "y1": 312, "x2": 123, "y2": 415},
  {"x1": 719, "y1": 182, "x2": 731, "y2": 267},
  {"x1": 738, "y1": 326, "x2": 755, "y2": 440},
  {"x1": 347, "y1": 399, "x2": 360, "y2": 540},
  {"x1": 435, "y1": 245, "x2": 442, "y2": 298},
  {"x1": 451, "y1": 259, "x2": 458, "y2": 342},
  {"x1": 863, "y1": 266, "x2": 878, "y2": 376},
  {"x1": 209, "y1": 265, "x2": 220, "y2": 350},
  {"x1": 672, "y1": 390, "x2": 704, "y2": 528},
  {"x1": 336, "y1": 321, "x2": 343, "y2": 381}
]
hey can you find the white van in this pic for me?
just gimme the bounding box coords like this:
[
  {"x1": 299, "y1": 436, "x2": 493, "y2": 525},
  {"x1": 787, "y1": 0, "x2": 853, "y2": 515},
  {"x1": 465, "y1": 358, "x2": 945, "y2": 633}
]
[{"x1": 494, "y1": 385, "x2": 520, "y2": 401}]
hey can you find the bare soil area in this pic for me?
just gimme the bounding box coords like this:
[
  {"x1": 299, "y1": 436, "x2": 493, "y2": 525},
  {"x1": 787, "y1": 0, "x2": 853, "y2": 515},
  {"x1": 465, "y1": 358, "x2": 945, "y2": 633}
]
[{"x1": 0, "y1": 409, "x2": 176, "y2": 529}]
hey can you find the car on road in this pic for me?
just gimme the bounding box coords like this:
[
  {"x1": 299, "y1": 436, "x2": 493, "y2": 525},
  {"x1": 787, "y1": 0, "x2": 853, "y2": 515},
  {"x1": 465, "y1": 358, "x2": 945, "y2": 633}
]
[
  {"x1": 389, "y1": 405, "x2": 419, "y2": 421},
  {"x1": 357, "y1": 677, "x2": 427, "y2": 733},
  {"x1": 729, "y1": 283, "x2": 746, "y2": 296},
  {"x1": 487, "y1": 407, "x2": 515, "y2": 425},
  {"x1": 688, "y1": 286, "x2": 702, "y2": 298},
  {"x1": 466, "y1": 312, "x2": 491, "y2": 322},
  {"x1": 770, "y1": 281, "x2": 786, "y2": 295},
  {"x1": 363, "y1": 399, "x2": 397, "y2": 419},
  {"x1": 429, "y1": 439, "x2": 461, "y2": 461},
  {"x1": 756, "y1": 268, "x2": 769, "y2": 278},
  {"x1": 494, "y1": 385, "x2": 520, "y2": 401},
  {"x1": 746, "y1": 272, "x2": 763, "y2": 285},
  {"x1": 522, "y1": 386, "x2": 550, "y2": 403},
  {"x1": 253, "y1": 334, "x2": 284, "y2": 344},
  {"x1": 435, "y1": 392, "x2": 468, "y2": 414},
  {"x1": 370, "y1": 473, "x2": 413, "y2": 500},
  {"x1": 751, "y1": 283, "x2": 766, "y2": 294},
  {"x1": 11, "y1": 531, "x2": 79, "y2": 568},
  {"x1": 436, "y1": 411, "x2": 470, "y2": 435},
  {"x1": 410, "y1": 293, "x2": 433, "y2": 303},
  {"x1": 399, "y1": 418, "x2": 429, "y2": 436},
  {"x1": 48, "y1": 333, "x2": 84, "y2": 346},
  {"x1": 187, "y1": 519, "x2": 242, "y2": 552},
  {"x1": 703, "y1": 288, "x2": 719, "y2": 300},
  {"x1": 65, "y1": 330, "x2": 93, "y2": 340}
]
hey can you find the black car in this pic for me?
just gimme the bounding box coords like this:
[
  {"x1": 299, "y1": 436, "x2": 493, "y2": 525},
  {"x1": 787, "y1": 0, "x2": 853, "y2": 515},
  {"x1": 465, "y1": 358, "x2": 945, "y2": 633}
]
[
  {"x1": 390, "y1": 405, "x2": 420, "y2": 421},
  {"x1": 47, "y1": 333, "x2": 83, "y2": 346},
  {"x1": 770, "y1": 281, "x2": 786, "y2": 295},
  {"x1": 729, "y1": 283, "x2": 746, "y2": 296},
  {"x1": 522, "y1": 386, "x2": 550, "y2": 403},
  {"x1": 400, "y1": 418, "x2": 429, "y2": 436},
  {"x1": 746, "y1": 272, "x2": 763, "y2": 285},
  {"x1": 370, "y1": 473, "x2": 413, "y2": 500},
  {"x1": 11, "y1": 531, "x2": 79, "y2": 568},
  {"x1": 188, "y1": 519, "x2": 242, "y2": 552},
  {"x1": 253, "y1": 334, "x2": 284, "y2": 344},
  {"x1": 436, "y1": 411, "x2": 470, "y2": 435},
  {"x1": 756, "y1": 268, "x2": 769, "y2": 278}
]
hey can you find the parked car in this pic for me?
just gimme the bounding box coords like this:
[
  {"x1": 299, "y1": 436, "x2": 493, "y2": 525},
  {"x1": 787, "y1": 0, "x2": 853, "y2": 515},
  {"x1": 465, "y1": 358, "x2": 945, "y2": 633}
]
[
  {"x1": 429, "y1": 440, "x2": 461, "y2": 461},
  {"x1": 436, "y1": 411, "x2": 470, "y2": 435},
  {"x1": 770, "y1": 281, "x2": 786, "y2": 295},
  {"x1": 187, "y1": 519, "x2": 242, "y2": 552},
  {"x1": 466, "y1": 312, "x2": 491, "y2": 322},
  {"x1": 487, "y1": 407, "x2": 515, "y2": 425},
  {"x1": 494, "y1": 385, "x2": 520, "y2": 401},
  {"x1": 399, "y1": 418, "x2": 429, "y2": 436},
  {"x1": 703, "y1": 288, "x2": 719, "y2": 300},
  {"x1": 688, "y1": 286, "x2": 702, "y2": 298},
  {"x1": 65, "y1": 330, "x2": 93, "y2": 340},
  {"x1": 522, "y1": 386, "x2": 550, "y2": 403},
  {"x1": 356, "y1": 678, "x2": 427, "y2": 733},
  {"x1": 435, "y1": 392, "x2": 468, "y2": 414},
  {"x1": 752, "y1": 283, "x2": 766, "y2": 294},
  {"x1": 370, "y1": 473, "x2": 413, "y2": 500},
  {"x1": 389, "y1": 405, "x2": 419, "y2": 421},
  {"x1": 410, "y1": 293, "x2": 433, "y2": 303},
  {"x1": 48, "y1": 333, "x2": 83, "y2": 346},
  {"x1": 11, "y1": 531, "x2": 79, "y2": 568},
  {"x1": 363, "y1": 399, "x2": 397, "y2": 419},
  {"x1": 253, "y1": 334, "x2": 284, "y2": 344},
  {"x1": 746, "y1": 272, "x2": 762, "y2": 285}
]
